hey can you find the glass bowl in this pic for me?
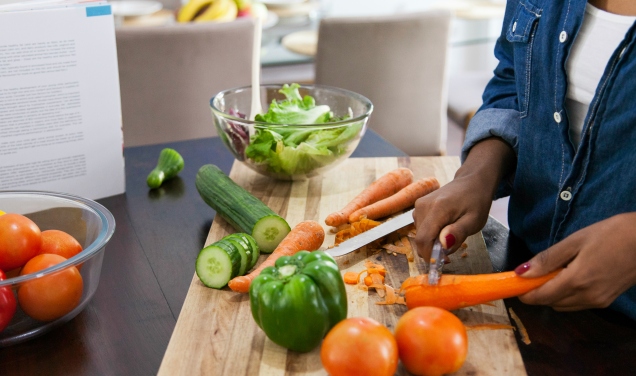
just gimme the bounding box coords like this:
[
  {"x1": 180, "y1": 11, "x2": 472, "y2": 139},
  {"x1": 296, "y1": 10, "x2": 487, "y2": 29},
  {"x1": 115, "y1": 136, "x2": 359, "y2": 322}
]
[
  {"x1": 0, "y1": 191, "x2": 115, "y2": 347},
  {"x1": 210, "y1": 84, "x2": 373, "y2": 180}
]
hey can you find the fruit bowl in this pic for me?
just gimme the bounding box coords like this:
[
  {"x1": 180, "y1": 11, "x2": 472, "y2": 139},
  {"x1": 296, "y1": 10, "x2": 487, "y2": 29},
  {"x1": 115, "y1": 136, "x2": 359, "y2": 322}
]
[
  {"x1": 0, "y1": 191, "x2": 115, "y2": 347},
  {"x1": 210, "y1": 84, "x2": 373, "y2": 180}
]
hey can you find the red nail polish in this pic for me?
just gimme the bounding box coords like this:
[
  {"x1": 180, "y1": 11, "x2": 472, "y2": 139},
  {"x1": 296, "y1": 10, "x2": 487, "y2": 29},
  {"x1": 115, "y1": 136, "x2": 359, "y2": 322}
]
[
  {"x1": 445, "y1": 234, "x2": 456, "y2": 248},
  {"x1": 515, "y1": 263, "x2": 531, "y2": 275}
]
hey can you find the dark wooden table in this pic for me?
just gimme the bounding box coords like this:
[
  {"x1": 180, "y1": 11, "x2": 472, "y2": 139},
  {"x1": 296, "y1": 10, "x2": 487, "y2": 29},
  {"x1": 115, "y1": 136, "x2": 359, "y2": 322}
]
[{"x1": 1, "y1": 130, "x2": 634, "y2": 375}]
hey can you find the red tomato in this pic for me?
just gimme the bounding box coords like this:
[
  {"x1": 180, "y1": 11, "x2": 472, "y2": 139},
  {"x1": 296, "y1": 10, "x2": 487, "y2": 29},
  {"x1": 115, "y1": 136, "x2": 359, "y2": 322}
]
[
  {"x1": 0, "y1": 270, "x2": 17, "y2": 332},
  {"x1": 0, "y1": 214, "x2": 42, "y2": 271},
  {"x1": 18, "y1": 254, "x2": 83, "y2": 322},
  {"x1": 395, "y1": 307, "x2": 468, "y2": 376},
  {"x1": 320, "y1": 317, "x2": 398, "y2": 376},
  {"x1": 39, "y1": 230, "x2": 83, "y2": 260}
]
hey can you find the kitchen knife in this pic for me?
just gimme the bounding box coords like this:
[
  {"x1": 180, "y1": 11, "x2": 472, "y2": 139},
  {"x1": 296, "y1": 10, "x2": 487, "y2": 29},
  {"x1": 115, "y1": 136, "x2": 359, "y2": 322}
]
[
  {"x1": 428, "y1": 239, "x2": 446, "y2": 285},
  {"x1": 326, "y1": 209, "x2": 415, "y2": 257}
]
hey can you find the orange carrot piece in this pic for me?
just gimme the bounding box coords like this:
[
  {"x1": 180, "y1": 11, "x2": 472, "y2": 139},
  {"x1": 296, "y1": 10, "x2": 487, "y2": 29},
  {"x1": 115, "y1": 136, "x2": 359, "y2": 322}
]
[
  {"x1": 344, "y1": 271, "x2": 361, "y2": 285},
  {"x1": 401, "y1": 270, "x2": 561, "y2": 311},
  {"x1": 325, "y1": 168, "x2": 414, "y2": 227},
  {"x1": 348, "y1": 177, "x2": 441, "y2": 223},
  {"x1": 227, "y1": 220, "x2": 325, "y2": 293}
]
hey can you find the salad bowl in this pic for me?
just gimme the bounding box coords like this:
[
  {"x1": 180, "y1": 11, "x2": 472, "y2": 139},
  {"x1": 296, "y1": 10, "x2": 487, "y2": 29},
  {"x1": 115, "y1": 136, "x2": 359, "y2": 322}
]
[{"x1": 210, "y1": 84, "x2": 373, "y2": 180}]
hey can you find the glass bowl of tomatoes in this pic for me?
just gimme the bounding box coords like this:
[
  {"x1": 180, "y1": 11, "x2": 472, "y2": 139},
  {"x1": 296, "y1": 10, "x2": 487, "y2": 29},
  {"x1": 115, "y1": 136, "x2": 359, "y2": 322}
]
[{"x1": 0, "y1": 191, "x2": 115, "y2": 346}]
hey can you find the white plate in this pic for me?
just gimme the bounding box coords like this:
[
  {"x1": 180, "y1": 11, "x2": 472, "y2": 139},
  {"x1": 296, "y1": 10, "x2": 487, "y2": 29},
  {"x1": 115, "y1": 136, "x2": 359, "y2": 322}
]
[
  {"x1": 109, "y1": 0, "x2": 163, "y2": 17},
  {"x1": 261, "y1": 0, "x2": 307, "y2": 7},
  {"x1": 262, "y1": 11, "x2": 279, "y2": 29}
]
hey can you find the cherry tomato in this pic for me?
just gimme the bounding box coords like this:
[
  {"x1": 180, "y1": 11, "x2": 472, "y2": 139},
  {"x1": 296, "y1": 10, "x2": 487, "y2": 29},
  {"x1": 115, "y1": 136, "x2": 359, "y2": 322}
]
[
  {"x1": 39, "y1": 230, "x2": 83, "y2": 260},
  {"x1": 0, "y1": 213, "x2": 42, "y2": 271},
  {"x1": 395, "y1": 307, "x2": 468, "y2": 376},
  {"x1": 18, "y1": 254, "x2": 83, "y2": 322},
  {"x1": 0, "y1": 270, "x2": 17, "y2": 332},
  {"x1": 320, "y1": 317, "x2": 398, "y2": 376}
]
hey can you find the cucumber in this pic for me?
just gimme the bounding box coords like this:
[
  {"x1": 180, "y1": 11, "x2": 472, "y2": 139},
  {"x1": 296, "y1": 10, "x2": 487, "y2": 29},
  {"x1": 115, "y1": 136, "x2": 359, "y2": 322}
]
[
  {"x1": 229, "y1": 233, "x2": 260, "y2": 269},
  {"x1": 195, "y1": 243, "x2": 241, "y2": 288},
  {"x1": 218, "y1": 238, "x2": 249, "y2": 276},
  {"x1": 195, "y1": 164, "x2": 291, "y2": 253},
  {"x1": 147, "y1": 148, "x2": 184, "y2": 188}
]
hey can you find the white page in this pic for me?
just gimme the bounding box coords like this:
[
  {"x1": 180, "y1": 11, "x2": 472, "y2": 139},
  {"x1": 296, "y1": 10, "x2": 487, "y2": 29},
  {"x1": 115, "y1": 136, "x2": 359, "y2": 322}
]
[{"x1": 0, "y1": 2, "x2": 125, "y2": 200}]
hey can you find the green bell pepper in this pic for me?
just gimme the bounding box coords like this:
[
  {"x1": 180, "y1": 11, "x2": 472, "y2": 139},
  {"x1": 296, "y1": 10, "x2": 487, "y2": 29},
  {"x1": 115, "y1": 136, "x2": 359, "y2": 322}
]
[{"x1": 249, "y1": 250, "x2": 347, "y2": 353}]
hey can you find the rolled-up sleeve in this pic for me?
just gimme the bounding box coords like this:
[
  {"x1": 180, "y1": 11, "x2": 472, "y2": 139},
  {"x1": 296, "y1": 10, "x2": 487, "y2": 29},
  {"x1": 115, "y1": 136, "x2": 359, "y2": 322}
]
[{"x1": 459, "y1": 0, "x2": 523, "y2": 199}]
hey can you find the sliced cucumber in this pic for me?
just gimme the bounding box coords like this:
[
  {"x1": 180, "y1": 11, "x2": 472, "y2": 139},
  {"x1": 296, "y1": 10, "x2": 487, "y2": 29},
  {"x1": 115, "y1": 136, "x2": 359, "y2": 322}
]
[
  {"x1": 195, "y1": 244, "x2": 240, "y2": 289},
  {"x1": 229, "y1": 233, "x2": 260, "y2": 269},
  {"x1": 218, "y1": 238, "x2": 249, "y2": 277}
]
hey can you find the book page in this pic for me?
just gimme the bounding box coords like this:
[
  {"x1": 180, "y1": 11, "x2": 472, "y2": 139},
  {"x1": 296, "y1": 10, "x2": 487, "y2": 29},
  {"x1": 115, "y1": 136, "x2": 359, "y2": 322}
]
[{"x1": 0, "y1": 2, "x2": 125, "y2": 200}]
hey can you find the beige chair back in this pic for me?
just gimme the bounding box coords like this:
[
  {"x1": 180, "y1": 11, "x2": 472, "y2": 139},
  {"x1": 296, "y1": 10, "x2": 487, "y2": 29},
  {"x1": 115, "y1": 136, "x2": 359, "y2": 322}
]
[
  {"x1": 315, "y1": 10, "x2": 451, "y2": 156},
  {"x1": 116, "y1": 19, "x2": 254, "y2": 147}
]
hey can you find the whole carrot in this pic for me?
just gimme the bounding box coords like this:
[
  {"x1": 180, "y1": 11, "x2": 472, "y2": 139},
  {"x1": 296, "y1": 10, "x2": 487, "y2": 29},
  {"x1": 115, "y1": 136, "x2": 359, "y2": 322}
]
[
  {"x1": 325, "y1": 167, "x2": 413, "y2": 227},
  {"x1": 401, "y1": 270, "x2": 561, "y2": 311},
  {"x1": 228, "y1": 220, "x2": 325, "y2": 293},
  {"x1": 348, "y1": 177, "x2": 440, "y2": 223}
]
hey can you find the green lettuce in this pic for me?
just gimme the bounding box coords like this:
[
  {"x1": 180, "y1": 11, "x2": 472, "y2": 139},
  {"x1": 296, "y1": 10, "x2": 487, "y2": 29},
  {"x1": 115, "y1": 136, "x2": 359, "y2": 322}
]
[{"x1": 245, "y1": 84, "x2": 360, "y2": 176}]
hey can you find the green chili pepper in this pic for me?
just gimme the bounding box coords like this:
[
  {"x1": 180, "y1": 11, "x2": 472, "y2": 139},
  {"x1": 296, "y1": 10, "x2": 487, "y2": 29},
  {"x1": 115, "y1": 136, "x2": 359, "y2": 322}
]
[{"x1": 249, "y1": 250, "x2": 347, "y2": 353}]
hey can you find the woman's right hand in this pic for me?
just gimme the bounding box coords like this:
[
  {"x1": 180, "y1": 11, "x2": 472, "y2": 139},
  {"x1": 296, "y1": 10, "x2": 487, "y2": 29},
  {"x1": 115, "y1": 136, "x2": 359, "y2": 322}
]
[{"x1": 412, "y1": 137, "x2": 516, "y2": 260}]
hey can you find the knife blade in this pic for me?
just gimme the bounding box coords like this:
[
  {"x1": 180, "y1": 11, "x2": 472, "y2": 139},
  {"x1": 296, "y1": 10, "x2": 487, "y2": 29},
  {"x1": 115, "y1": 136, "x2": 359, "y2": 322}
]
[
  {"x1": 326, "y1": 209, "x2": 415, "y2": 257},
  {"x1": 428, "y1": 239, "x2": 446, "y2": 285}
]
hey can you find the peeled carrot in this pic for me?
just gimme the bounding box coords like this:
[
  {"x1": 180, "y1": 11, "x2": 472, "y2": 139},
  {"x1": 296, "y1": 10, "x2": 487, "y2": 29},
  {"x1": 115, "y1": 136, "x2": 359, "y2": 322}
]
[
  {"x1": 348, "y1": 177, "x2": 440, "y2": 223},
  {"x1": 401, "y1": 270, "x2": 561, "y2": 311},
  {"x1": 325, "y1": 168, "x2": 413, "y2": 227},
  {"x1": 227, "y1": 220, "x2": 325, "y2": 293}
]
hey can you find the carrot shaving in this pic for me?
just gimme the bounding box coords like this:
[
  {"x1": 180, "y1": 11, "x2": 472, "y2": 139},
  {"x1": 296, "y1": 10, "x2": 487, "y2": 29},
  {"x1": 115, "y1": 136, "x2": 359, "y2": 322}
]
[
  {"x1": 461, "y1": 242, "x2": 468, "y2": 249},
  {"x1": 334, "y1": 218, "x2": 382, "y2": 245},
  {"x1": 508, "y1": 307, "x2": 531, "y2": 345},
  {"x1": 461, "y1": 251, "x2": 468, "y2": 258},
  {"x1": 376, "y1": 284, "x2": 398, "y2": 305},
  {"x1": 465, "y1": 323, "x2": 515, "y2": 331},
  {"x1": 383, "y1": 244, "x2": 409, "y2": 254}
]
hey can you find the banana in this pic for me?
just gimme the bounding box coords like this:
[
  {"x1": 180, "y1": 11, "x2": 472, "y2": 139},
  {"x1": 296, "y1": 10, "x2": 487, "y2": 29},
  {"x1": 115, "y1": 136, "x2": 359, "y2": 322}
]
[
  {"x1": 177, "y1": 0, "x2": 214, "y2": 23},
  {"x1": 178, "y1": 0, "x2": 237, "y2": 23},
  {"x1": 195, "y1": 0, "x2": 237, "y2": 22}
]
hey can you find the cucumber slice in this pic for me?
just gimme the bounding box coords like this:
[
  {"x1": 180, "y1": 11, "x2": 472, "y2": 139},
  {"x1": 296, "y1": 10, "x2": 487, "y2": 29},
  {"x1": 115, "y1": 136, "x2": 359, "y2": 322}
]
[
  {"x1": 195, "y1": 244, "x2": 240, "y2": 289},
  {"x1": 226, "y1": 234, "x2": 254, "y2": 270},
  {"x1": 252, "y1": 215, "x2": 290, "y2": 254},
  {"x1": 219, "y1": 238, "x2": 249, "y2": 276},
  {"x1": 242, "y1": 234, "x2": 260, "y2": 269}
]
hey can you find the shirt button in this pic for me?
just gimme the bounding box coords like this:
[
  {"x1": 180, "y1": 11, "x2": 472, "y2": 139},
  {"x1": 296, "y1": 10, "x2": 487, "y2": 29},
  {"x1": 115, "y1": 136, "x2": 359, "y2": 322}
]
[
  {"x1": 559, "y1": 31, "x2": 568, "y2": 43},
  {"x1": 512, "y1": 21, "x2": 517, "y2": 32},
  {"x1": 554, "y1": 112, "x2": 562, "y2": 123},
  {"x1": 560, "y1": 190, "x2": 572, "y2": 201}
]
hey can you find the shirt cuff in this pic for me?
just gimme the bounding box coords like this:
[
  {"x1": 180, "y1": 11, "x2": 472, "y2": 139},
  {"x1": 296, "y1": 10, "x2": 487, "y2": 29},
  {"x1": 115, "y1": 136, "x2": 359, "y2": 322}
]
[{"x1": 460, "y1": 108, "x2": 520, "y2": 199}]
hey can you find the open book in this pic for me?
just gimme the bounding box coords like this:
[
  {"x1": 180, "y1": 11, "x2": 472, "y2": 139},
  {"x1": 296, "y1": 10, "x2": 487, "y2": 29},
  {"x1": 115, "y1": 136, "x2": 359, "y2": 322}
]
[{"x1": 0, "y1": 0, "x2": 125, "y2": 200}]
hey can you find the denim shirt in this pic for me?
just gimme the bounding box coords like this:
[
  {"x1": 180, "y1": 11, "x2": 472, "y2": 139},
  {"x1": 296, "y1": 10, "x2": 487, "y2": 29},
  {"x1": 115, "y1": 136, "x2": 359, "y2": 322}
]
[{"x1": 462, "y1": 0, "x2": 636, "y2": 319}]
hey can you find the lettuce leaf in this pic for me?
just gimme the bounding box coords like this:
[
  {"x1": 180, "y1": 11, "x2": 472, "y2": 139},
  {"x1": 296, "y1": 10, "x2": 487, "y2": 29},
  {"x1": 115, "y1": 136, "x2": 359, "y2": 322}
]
[{"x1": 245, "y1": 83, "x2": 359, "y2": 176}]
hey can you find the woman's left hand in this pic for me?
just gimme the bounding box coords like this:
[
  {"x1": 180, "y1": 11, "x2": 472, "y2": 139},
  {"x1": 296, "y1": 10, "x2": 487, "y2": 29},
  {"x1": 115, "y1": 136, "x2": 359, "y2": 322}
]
[{"x1": 516, "y1": 212, "x2": 636, "y2": 311}]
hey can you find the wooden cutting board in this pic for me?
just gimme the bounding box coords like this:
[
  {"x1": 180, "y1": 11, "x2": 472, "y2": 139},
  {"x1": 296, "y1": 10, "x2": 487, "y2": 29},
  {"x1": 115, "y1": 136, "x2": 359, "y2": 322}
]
[{"x1": 158, "y1": 157, "x2": 526, "y2": 376}]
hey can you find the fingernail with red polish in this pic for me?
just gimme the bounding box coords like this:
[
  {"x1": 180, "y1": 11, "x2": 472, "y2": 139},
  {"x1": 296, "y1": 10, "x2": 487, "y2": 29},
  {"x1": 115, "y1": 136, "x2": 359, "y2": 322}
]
[
  {"x1": 445, "y1": 234, "x2": 456, "y2": 248},
  {"x1": 515, "y1": 263, "x2": 531, "y2": 275}
]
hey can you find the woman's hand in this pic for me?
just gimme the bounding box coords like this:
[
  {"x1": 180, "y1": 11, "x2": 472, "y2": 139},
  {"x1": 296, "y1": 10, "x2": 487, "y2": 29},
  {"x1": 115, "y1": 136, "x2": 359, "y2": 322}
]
[
  {"x1": 517, "y1": 212, "x2": 636, "y2": 311},
  {"x1": 413, "y1": 137, "x2": 516, "y2": 259}
]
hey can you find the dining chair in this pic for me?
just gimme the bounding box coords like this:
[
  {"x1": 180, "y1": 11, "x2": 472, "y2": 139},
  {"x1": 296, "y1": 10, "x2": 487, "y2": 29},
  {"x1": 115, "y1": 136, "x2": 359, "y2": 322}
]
[
  {"x1": 116, "y1": 19, "x2": 254, "y2": 147},
  {"x1": 314, "y1": 10, "x2": 452, "y2": 156}
]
